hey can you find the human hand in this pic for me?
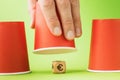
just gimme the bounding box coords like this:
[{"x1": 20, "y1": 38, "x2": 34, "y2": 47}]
[{"x1": 28, "y1": 0, "x2": 82, "y2": 40}]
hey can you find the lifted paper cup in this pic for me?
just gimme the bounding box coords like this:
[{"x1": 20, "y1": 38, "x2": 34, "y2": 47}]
[{"x1": 33, "y1": 4, "x2": 76, "y2": 54}]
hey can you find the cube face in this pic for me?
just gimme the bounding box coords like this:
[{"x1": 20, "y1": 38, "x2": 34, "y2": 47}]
[{"x1": 52, "y1": 61, "x2": 66, "y2": 74}]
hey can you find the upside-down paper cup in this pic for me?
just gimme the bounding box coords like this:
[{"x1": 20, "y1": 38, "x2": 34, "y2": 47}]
[
  {"x1": 0, "y1": 22, "x2": 30, "y2": 75},
  {"x1": 33, "y1": 4, "x2": 76, "y2": 54},
  {"x1": 88, "y1": 19, "x2": 120, "y2": 72}
]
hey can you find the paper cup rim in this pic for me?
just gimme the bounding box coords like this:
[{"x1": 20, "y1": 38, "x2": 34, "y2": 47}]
[
  {"x1": 88, "y1": 69, "x2": 120, "y2": 72},
  {"x1": 93, "y1": 19, "x2": 120, "y2": 21},
  {"x1": 33, "y1": 47, "x2": 76, "y2": 54},
  {"x1": 0, "y1": 71, "x2": 31, "y2": 76}
]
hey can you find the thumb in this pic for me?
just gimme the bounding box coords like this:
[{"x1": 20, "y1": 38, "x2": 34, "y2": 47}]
[{"x1": 28, "y1": 0, "x2": 37, "y2": 29}]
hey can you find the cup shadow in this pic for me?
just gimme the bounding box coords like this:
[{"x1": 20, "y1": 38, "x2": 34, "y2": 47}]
[
  {"x1": 66, "y1": 69, "x2": 88, "y2": 74},
  {"x1": 31, "y1": 69, "x2": 88, "y2": 75}
]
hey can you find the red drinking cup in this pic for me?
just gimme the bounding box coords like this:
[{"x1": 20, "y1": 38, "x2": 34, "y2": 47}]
[
  {"x1": 0, "y1": 22, "x2": 30, "y2": 75},
  {"x1": 33, "y1": 3, "x2": 76, "y2": 54},
  {"x1": 88, "y1": 19, "x2": 120, "y2": 72}
]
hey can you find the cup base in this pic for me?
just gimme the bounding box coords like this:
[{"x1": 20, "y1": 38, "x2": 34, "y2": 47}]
[
  {"x1": 33, "y1": 47, "x2": 76, "y2": 54},
  {"x1": 0, "y1": 71, "x2": 31, "y2": 76},
  {"x1": 88, "y1": 69, "x2": 120, "y2": 72}
]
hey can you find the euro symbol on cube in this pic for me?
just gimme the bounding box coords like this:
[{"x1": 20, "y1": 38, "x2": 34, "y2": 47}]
[{"x1": 57, "y1": 64, "x2": 63, "y2": 71}]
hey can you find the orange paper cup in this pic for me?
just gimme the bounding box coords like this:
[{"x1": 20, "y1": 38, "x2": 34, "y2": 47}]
[
  {"x1": 33, "y1": 4, "x2": 76, "y2": 54},
  {"x1": 0, "y1": 22, "x2": 30, "y2": 75},
  {"x1": 88, "y1": 19, "x2": 120, "y2": 72}
]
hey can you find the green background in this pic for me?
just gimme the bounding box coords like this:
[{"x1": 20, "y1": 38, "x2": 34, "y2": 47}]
[{"x1": 0, "y1": 0, "x2": 120, "y2": 80}]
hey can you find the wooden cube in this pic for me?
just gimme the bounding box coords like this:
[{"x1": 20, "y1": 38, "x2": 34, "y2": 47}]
[{"x1": 52, "y1": 61, "x2": 66, "y2": 74}]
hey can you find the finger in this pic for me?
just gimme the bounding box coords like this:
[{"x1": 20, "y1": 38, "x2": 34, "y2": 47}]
[
  {"x1": 70, "y1": 0, "x2": 82, "y2": 37},
  {"x1": 38, "y1": 0, "x2": 62, "y2": 36},
  {"x1": 55, "y1": 0, "x2": 75, "y2": 40},
  {"x1": 29, "y1": 9, "x2": 36, "y2": 29},
  {"x1": 28, "y1": 0, "x2": 37, "y2": 28}
]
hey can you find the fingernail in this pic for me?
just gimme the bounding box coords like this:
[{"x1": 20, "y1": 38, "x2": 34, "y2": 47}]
[
  {"x1": 53, "y1": 27, "x2": 62, "y2": 36},
  {"x1": 76, "y1": 28, "x2": 81, "y2": 36},
  {"x1": 67, "y1": 30, "x2": 75, "y2": 40}
]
